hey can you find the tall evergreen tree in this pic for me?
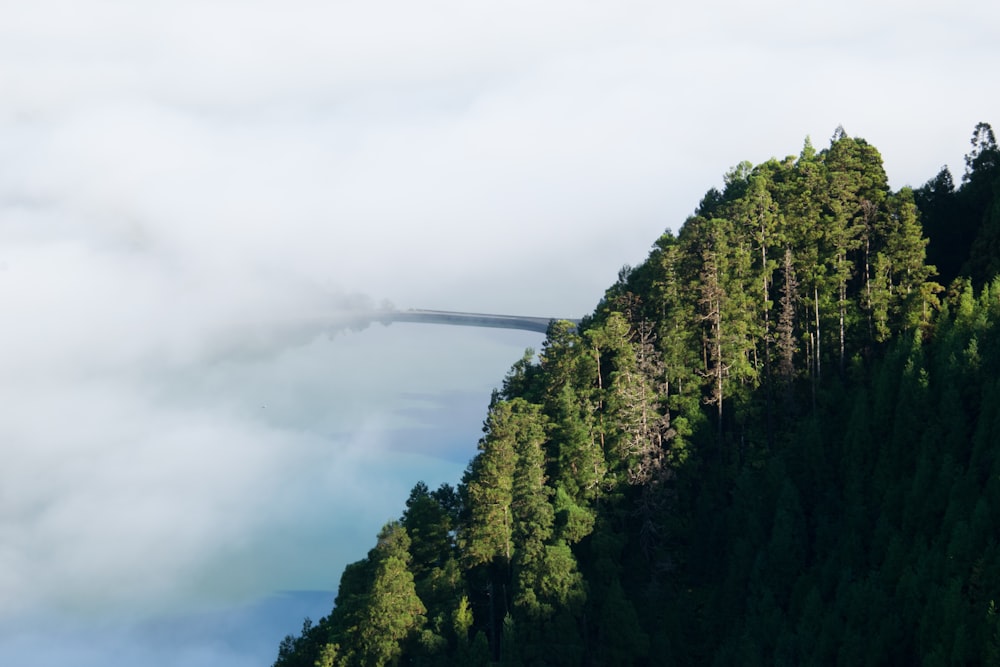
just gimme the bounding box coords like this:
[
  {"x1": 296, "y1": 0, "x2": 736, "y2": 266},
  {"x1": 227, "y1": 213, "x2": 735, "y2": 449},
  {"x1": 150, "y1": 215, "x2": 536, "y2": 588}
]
[{"x1": 459, "y1": 402, "x2": 521, "y2": 569}]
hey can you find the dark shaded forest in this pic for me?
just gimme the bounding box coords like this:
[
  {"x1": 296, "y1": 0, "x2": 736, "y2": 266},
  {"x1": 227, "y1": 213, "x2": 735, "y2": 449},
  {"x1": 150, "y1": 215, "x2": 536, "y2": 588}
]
[{"x1": 272, "y1": 123, "x2": 1000, "y2": 666}]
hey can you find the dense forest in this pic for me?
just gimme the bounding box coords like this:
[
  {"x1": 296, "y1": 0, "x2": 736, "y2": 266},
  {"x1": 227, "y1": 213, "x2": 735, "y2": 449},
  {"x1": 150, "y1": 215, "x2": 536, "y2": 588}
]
[{"x1": 272, "y1": 123, "x2": 1000, "y2": 666}]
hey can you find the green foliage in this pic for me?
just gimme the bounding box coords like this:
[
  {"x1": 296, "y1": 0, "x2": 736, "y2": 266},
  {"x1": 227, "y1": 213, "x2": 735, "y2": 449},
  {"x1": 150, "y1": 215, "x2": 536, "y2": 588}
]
[
  {"x1": 458, "y1": 400, "x2": 522, "y2": 568},
  {"x1": 919, "y1": 122, "x2": 1000, "y2": 288},
  {"x1": 330, "y1": 523, "x2": 427, "y2": 667},
  {"x1": 275, "y1": 124, "x2": 1000, "y2": 667}
]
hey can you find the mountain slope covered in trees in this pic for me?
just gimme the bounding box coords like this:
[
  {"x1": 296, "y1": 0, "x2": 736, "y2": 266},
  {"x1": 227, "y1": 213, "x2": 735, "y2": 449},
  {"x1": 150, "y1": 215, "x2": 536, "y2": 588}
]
[{"x1": 273, "y1": 124, "x2": 1000, "y2": 666}]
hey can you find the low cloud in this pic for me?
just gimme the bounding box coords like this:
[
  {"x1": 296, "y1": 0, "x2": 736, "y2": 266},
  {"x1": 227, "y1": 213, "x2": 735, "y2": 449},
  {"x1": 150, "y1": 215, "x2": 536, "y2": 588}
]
[
  {"x1": 0, "y1": 240, "x2": 517, "y2": 617},
  {"x1": 0, "y1": 204, "x2": 535, "y2": 620}
]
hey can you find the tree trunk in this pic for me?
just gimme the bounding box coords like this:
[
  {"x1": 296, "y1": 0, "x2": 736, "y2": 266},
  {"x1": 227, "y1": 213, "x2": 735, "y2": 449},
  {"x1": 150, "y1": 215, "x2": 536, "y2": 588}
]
[{"x1": 814, "y1": 285, "x2": 821, "y2": 383}]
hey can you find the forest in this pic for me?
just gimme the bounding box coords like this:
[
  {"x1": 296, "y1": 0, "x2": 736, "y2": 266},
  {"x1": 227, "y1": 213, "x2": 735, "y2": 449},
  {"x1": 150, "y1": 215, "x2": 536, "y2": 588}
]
[{"x1": 272, "y1": 122, "x2": 1000, "y2": 666}]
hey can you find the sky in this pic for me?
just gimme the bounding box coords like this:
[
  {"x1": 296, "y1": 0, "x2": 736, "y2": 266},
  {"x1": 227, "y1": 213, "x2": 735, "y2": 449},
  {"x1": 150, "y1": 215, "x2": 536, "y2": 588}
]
[{"x1": 1, "y1": 0, "x2": 998, "y2": 664}]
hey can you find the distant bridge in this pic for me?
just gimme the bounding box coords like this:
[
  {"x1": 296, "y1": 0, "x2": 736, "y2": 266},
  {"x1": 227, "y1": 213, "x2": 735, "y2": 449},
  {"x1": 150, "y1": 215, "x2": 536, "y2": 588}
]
[{"x1": 383, "y1": 309, "x2": 580, "y2": 334}]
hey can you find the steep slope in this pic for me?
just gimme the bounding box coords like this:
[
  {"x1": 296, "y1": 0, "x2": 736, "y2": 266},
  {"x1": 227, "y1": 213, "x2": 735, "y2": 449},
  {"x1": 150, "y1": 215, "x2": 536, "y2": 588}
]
[{"x1": 272, "y1": 125, "x2": 1000, "y2": 666}]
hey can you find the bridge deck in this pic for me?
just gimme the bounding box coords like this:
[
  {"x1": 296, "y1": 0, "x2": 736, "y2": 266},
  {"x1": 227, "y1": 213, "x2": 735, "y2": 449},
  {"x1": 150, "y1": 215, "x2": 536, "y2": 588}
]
[{"x1": 385, "y1": 309, "x2": 579, "y2": 334}]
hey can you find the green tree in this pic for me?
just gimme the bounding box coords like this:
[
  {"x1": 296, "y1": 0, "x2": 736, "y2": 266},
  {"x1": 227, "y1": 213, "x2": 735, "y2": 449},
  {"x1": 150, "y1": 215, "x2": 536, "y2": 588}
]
[
  {"x1": 362, "y1": 524, "x2": 426, "y2": 666},
  {"x1": 402, "y1": 482, "x2": 453, "y2": 577},
  {"x1": 352, "y1": 523, "x2": 427, "y2": 667},
  {"x1": 822, "y1": 131, "x2": 889, "y2": 370},
  {"x1": 962, "y1": 123, "x2": 1000, "y2": 285},
  {"x1": 314, "y1": 524, "x2": 427, "y2": 667},
  {"x1": 459, "y1": 402, "x2": 520, "y2": 568},
  {"x1": 776, "y1": 247, "x2": 800, "y2": 391},
  {"x1": 915, "y1": 166, "x2": 963, "y2": 284},
  {"x1": 870, "y1": 188, "x2": 939, "y2": 340}
]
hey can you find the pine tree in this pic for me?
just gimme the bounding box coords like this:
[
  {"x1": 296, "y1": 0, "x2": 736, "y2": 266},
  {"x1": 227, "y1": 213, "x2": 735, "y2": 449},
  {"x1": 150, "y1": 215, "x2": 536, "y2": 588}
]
[
  {"x1": 870, "y1": 188, "x2": 939, "y2": 340},
  {"x1": 785, "y1": 148, "x2": 828, "y2": 391},
  {"x1": 459, "y1": 402, "x2": 520, "y2": 569},
  {"x1": 402, "y1": 482, "x2": 453, "y2": 577},
  {"x1": 540, "y1": 321, "x2": 606, "y2": 505},
  {"x1": 821, "y1": 132, "x2": 889, "y2": 371},
  {"x1": 320, "y1": 524, "x2": 426, "y2": 667},
  {"x1": 916, "y1": 166, "x2": 963, "y2": 284},
  {"x1": 962, "y1": 123, "x2": 1000, "y2": 285},
  {"x1": 354, "y1": 523, "x2": 427, "y2": 667}
]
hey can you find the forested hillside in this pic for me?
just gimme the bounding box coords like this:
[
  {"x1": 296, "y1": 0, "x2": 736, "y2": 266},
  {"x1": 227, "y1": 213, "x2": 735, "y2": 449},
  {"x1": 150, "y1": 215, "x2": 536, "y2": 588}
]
[{"x1": 273, "y1": 124, "x2": 1000, "y2": 666}]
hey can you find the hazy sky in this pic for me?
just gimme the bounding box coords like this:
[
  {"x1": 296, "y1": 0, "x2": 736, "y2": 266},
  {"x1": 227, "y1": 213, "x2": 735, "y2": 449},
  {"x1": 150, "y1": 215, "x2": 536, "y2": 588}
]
[{"x1": 2, "y1": 0, "x2": 999, "y2": 664}]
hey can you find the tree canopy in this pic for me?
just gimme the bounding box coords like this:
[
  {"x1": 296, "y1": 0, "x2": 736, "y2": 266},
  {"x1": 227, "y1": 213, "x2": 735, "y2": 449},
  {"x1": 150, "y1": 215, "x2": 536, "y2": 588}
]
[{"x1": 273, "y1": 123, "x2": 1000, "y2": 666}]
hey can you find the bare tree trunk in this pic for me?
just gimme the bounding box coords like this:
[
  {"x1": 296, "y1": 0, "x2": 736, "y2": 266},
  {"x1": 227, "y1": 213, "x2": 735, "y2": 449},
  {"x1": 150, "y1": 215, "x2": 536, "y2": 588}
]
[
  {"x1": 814, "y1": 285, "x2": 821, "y2": 383},
  {"x1": 503, "y1": 505, "x2": 510, "y2": 564},
  {"x1": 861, "y1": 199, "x2": 877, "y2": 341},
  {"x1": 761, "y1": 236, "x2": 771, "y2": 378},
  {"x1": 594, "y1": 345, "x2": 605, "y2": 453},
  {"x1": 839, "y1": 273, "x2": 846, "y2": 376},
  {"x1": 699, "y1": 247, "x2": 726, "y2": 447}
]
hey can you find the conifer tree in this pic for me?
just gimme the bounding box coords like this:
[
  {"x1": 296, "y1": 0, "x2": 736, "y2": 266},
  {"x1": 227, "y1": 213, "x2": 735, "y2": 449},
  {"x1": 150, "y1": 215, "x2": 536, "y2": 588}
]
[
  {"x1": 781, "y1": 146, "x2": 828, "y2": 388},
  {"x1": 459, "y1": 402, "x2": 521, "y2": 569},
  {"x1": 821, "y1": 132, "x2": 889, "y2": 371},
  {"x1": 539, "y1": 321, "x2": 605, "y2": 505},
  {"x1": 871, "y1": 188, "x2": 938, "y2": 340},
  {"x1": 916, "y1": 166, "x2": 962, "y2": 283},
  {"x1": 354, "y1": 523, "x2": 427, "y2": 667},
  {"x1": 318, "y1": 523, "x2": 426, "y2": 667},
  {"x1": 776, "y1": 247, "x2": 800, "y2": 407}
]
